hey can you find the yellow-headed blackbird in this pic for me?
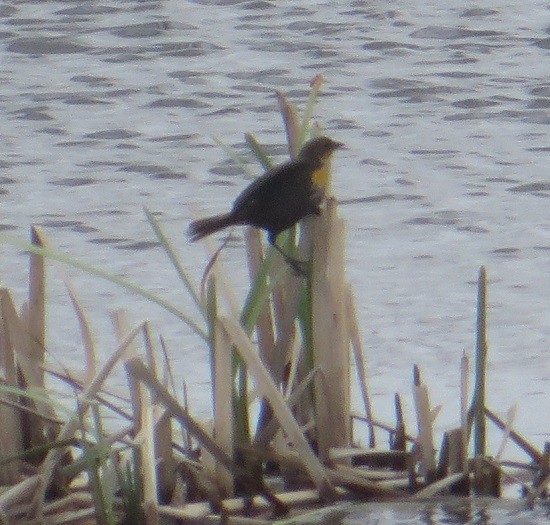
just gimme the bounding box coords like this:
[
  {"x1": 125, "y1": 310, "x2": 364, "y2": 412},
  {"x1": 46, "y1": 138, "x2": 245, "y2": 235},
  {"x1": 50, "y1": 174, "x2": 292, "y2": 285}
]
[{"x1": 188, "y1": 136, "x2": 343, "y2": 249}]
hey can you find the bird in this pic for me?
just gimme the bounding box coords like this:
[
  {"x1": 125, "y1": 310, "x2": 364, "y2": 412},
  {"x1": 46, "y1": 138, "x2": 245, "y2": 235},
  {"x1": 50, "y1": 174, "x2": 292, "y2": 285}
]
[{"x1": 188, "y1": 136, "x2": 343, "y2": 265}]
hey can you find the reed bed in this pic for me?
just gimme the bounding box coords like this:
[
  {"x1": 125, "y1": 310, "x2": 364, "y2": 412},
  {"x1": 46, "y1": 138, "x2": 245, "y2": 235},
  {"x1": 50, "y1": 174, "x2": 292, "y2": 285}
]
[{"x1": 0, "y1": 78, "x2": 548, "y2": 524}]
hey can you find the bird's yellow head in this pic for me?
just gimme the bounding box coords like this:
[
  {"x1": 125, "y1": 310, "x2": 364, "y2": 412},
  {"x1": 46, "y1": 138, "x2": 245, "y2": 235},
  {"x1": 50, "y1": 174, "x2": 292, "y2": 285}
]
[{"x1": 299, "y1": 136, "x2": 344, "y2": 192}]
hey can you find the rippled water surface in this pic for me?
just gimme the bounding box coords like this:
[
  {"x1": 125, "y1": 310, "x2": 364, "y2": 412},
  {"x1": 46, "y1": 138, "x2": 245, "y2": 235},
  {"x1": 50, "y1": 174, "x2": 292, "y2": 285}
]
[{"x1": 1, "y1": 0, "x2": 549, "y2": 463}]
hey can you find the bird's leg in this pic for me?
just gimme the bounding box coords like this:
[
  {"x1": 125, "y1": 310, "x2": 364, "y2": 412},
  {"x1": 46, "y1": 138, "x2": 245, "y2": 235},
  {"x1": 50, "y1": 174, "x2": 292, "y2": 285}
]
[{"x1": 270, "y1": 236, "x2": 310, "y2": 277}]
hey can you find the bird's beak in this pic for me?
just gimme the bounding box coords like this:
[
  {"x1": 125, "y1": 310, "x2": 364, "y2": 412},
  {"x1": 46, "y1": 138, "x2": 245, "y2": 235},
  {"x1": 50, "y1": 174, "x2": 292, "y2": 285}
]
[{"x1": 333, "y1": 140, "x2": 346, "y2": 150}]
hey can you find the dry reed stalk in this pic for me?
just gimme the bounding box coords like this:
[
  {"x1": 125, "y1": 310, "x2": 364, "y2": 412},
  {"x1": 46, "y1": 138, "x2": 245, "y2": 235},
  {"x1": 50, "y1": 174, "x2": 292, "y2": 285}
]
[
  {"x1": 311, "y1": 199, "x2": 350, "y2": 462},
  {"x1": 346, "y1": 286, "x2": 375, "y2": 448},
  {"x1": 329, "y1": 447, "x2": 410, "y2": 465},
  {"x1": 114, "y1": 306, "x2": 146, "y2": 506},
  {"x1": 392, "y1": 394, "x2": 407, "y2": 453},
  {"x1": 336, "y1": 467, "x2": 409, "y2": 482},
  {"x1": 412, "y1": 366, "x2": 437, "y2": 483},
  {"x1": 117, "y1": 318, "x2": 175, "y2": 507},
  {"x1": 143, "y1": 322, "x2": 159, "y2": 377},
  {"x1": 436, "y1": 429, "x2": 469, "y2": 497},
  {"x1": 446, "y1": 429, "x2": 466, "y2": 476},
  {"x1": 1, "y1": 289, "x2": 58, "y2": 441},
  {"x1": 15, "y1": 228, "x2": 50, "y2": 482},
  {"x1": 413, "y1": 472, "x2": 467, "y2": 498},
  {"x1": 179, "y1": 380, "x2": 192, "y2": 453},
  {"x1": 38, "y1": 491, "x2": 98, "y2": 524},
  {"x1": 485, "y1": 408, "x2": 542, "y2": 463},
  {"x1": 0, "y1": 475, "x2": 40, "y2": 516},
  {"x1": 495, "y1": 405, "x2": 518, "y2": 460},
  {"x1": 0, "y1": 292, "x2": 19, "y2": 387},
  {"x1": 202, "y1": 516, "x2": 272, "y2": 525},
  {"x1": 28, "y1": 226, "x2": 45, "y2": 383},
  {"x1": 220, "y1": 316, "x2": 335, "y2": 501},
  {"x1": 112, "y1": 310, "x2": 140, "y2": 361},
  {"x1": 22, "y1": 501, "x2": 100, "y2": 525},
  {"x1": 297, "y1": 74, "x2": 324, "y2": 148},
  {"x1": 158, "y1": 501, "x2": 213, "y2": 521},
  {"x1": 198, "y1": 518, "x2": 267, "y2": 525},
  {"x1": 472, "y1": 456, "x2": 500, "y2": 496},
  {"x1": 460, "y1": 352, "x2": 469, "y2": 477},
  {"x1": 142, "y1": 321, "x2": 177, "y2": 505},
  {"x1": 16, "y1": 510, "x2": 96, "y2": 525},
  {"x1": 0, "y1": 289, "x2": 24, "y2": 484},
  {"x1": 66, "y1": 284, "x2": 97, "y2": 384},
  {"x1": 11, "y1": 302, "x2": 50, "y2": 406},
  {"x1": 43, "y1": 508, "x2": 96, "y2": 525},
  {"x1": 254, "y1": 367, "x2": 318, "y2": 447},
  {"x1": 159, "y1": 488, "x2": 345, "y2": 522},
  {"x1": 276, "y1": 91, "x2": 301, "y2": 158},
  {"x1": 137, "y1": 373, "x2": 160, "y2": 525},
  {"x1": 212, "y1": 318, "x2": 235, "y2": 497},
  {"x1": 155, "y1": 411, "x2": 177, "y2": 505},
  {"x1": 344, "y1": 469, "x2": 409, "y2": 482},
  {"x1": 142, "y1": 326, "x2": 175, "y2": 484},
  {"x1": 327, "y1": 465, "x2": 401, "y2": 498},
  {"x1": 330, "y1": 446, "x2": 416, "y2": 489}
]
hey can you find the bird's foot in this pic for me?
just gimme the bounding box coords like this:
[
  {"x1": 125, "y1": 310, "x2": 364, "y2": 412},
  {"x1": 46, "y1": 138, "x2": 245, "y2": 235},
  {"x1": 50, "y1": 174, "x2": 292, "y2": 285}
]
[{"x1": 272, "y1": 243, "x2": 310, "y2": 277}]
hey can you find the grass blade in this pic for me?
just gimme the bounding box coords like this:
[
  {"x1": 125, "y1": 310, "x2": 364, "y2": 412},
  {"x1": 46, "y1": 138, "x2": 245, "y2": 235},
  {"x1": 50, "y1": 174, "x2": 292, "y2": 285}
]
[
  {"x1": 0, "y1": 234, "x2": 208, "y2": 342},
  {"x1": 145, "y1": 208, "x2": 203, "y2": 316},
  {"x1": 297, "y1": 74, "x2": 324, "y2": 147},
  {"x1": 245, "y1": 133, "x2": 274, "y2": 172}
]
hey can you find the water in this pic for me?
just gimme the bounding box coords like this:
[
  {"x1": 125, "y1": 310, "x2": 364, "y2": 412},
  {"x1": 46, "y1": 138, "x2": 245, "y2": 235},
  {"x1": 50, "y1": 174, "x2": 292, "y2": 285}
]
[
  {"x1": 0, "y1": 0, "x2": 548, "y2": 470},
  {"x1": 287, "y1": 498, "x2": 550, "y2": 525}
]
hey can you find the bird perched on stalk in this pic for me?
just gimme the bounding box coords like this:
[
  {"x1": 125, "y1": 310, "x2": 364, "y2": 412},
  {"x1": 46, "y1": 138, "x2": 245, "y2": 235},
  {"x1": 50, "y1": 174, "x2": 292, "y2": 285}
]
[{"x1": 188, "y1": 136, "x2": 343, "y2": 268}]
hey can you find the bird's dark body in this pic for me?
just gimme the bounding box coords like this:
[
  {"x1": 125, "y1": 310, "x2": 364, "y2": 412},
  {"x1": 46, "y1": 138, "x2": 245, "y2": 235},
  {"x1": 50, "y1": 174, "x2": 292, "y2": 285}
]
[
  {"x1": 188, "y1": 136, "x2": 342, "y2": 245},
  {"x1": 230, "y1": 156, "x2": 323, "y2": 242}
]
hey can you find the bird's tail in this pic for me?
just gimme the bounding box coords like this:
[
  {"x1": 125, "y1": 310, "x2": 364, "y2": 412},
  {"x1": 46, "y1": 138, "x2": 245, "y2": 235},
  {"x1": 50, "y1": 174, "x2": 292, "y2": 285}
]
[{"x1": 188, "y1": 213, "x2": 237, "y2": 242}]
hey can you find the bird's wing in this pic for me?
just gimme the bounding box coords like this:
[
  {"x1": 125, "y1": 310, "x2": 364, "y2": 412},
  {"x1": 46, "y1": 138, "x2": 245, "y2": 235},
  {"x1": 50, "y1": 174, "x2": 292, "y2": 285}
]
[{"x1": 232, "y1": 157, "x2": 309, "y2": 211}]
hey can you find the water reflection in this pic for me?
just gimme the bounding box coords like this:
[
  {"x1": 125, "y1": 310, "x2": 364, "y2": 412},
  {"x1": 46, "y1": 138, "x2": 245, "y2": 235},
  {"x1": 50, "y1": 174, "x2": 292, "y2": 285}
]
[{"x1": 295, "y1": 499, "x2": 550, "y2": 525}]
